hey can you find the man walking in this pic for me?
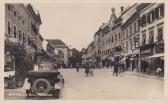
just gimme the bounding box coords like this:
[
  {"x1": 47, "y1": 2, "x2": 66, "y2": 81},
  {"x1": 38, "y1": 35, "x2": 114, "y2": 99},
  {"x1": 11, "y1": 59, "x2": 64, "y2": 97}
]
[
  {"x1": 76, "y1": 63, "x2": 79, "y2": 72},
  {"x1": 113, "y1": 61, "x2": 119, "y2": 76}
]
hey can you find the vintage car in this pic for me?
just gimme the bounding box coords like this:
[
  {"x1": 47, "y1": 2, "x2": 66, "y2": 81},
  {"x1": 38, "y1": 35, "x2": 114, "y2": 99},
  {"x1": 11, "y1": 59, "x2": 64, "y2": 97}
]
[{"x1": 25, "y1": 63, "x2": 64, "y2": 98}]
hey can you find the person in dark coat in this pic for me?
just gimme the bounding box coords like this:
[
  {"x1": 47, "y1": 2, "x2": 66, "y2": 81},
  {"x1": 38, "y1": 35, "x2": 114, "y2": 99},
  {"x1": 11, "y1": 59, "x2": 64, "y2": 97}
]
[
  {"x1": 85, "y1": 64, "x2": 90, "y2": 77},
  {"x1": 113, "y1": 61, "x2": 119, "y2": 76},
  {"x1": 76, "y1": 63, "x2": 79, "y2": 72}
]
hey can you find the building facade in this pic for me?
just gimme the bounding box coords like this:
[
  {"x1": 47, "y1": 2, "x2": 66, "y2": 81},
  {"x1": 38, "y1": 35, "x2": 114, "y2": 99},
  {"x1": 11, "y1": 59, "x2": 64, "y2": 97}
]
[
  {"x1": 46, "y1": 39, "x2": 69, "y2": 68},
  {"x1": 82, "y1": 3, "x2": 164, "y2": 76},
  {"x1": 5, "y1": 3, "x2": 43, "y2": 88},
  {"x1": 139, "y1": 3, "x2": 164, "y2": 75}
]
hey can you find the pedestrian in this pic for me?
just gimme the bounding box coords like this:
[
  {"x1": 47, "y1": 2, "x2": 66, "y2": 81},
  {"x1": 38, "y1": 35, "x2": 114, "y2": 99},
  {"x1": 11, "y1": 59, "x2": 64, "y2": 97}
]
[
  {"x1": 85, "y1": 64, "x2": 90, "y2": 77},
  {"x1": 89, "y1": 64, "x2": 94, "y2": 77},
  {"x1": 156, "y1": 67, "x2": 162, "y2": 78},
  {"x1": 76, "y1": 63, "x2": 79, "y2": 72},
  {"x1": 113, "y1": 61, "x2": 119, "y2": 76},
  {"x1": 54, "y1": 63, "x2": 58, "y2": 71}
]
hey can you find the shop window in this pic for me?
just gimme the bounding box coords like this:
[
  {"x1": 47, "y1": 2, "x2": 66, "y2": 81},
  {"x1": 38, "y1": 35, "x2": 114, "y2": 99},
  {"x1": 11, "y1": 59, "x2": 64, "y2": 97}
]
[
  {"x1": 141, "y1": 32, "x2": 146, "y2": 45},
  {"x1": 157, "y1": 27, "x2": 163, "y2": 41},
  {"x1": 148, "y1": 29, "x2": 154, "y2": 43}
]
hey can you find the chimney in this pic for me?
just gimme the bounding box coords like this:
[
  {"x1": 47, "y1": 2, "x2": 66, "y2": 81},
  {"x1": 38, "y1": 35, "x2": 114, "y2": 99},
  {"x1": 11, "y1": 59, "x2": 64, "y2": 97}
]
[{"x1": 120, "y1": 6, "x2": 124, "y2": 12}]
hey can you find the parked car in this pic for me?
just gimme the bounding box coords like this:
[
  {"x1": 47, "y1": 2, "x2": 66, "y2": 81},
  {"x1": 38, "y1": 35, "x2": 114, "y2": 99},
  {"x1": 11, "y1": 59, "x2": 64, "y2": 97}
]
[{"x1": 25, "y1": 63, "x2": 64, "y2": 98}]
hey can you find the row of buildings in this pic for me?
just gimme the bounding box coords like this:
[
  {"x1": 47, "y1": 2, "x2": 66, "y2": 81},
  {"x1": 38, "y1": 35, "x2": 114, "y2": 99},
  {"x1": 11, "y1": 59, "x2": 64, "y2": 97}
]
[
  {"x1": 4, "y1": 3, "x2": 71, "y2": 88},
  {"x1": 82, "y1": 3, "x2": 164, "y2": 75}
]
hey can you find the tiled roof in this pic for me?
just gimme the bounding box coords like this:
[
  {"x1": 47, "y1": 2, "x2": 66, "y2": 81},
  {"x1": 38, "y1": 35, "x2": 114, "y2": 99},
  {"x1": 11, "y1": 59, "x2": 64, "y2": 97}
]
[{"x1": 46, "y1": 39, "x2": 66, "y2": 46}]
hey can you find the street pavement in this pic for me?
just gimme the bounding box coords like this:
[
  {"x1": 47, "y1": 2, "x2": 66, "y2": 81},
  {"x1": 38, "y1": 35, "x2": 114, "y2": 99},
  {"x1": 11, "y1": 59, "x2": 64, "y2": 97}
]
[{"x1": 4, "y1": 68, "x2": 164, "y2": 100}]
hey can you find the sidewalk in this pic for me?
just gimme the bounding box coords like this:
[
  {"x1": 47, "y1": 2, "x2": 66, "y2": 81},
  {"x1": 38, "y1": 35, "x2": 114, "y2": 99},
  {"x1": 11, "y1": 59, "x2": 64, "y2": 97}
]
[
  {"x1": 124, "y1": 71, "x2": 164, "y2": 81},
  {"x1": 98, "y1": 68, "x2": 164, "y2": 80}
]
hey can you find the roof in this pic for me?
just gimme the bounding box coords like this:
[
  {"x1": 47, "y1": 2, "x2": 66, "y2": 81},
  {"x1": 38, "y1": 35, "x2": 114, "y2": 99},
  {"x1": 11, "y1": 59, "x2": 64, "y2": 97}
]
[{"x1": 46, "y1": 39, "x2": 66, "y2": 46}]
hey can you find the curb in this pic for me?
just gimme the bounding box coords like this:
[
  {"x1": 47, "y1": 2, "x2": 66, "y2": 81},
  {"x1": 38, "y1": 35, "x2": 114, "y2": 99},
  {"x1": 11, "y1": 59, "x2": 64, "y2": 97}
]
[{"x1": 98, "y1": 69, "x2": 164, "y2": 80}]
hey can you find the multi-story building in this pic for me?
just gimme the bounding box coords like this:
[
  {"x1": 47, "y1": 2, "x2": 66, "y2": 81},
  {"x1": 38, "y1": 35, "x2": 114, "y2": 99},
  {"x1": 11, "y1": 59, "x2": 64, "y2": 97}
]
[
  {"x1": 5, "y1": 3, "x2": 43, "y2": 87},
  {"x1": 93, "y1": 28, "x2": 102, "y2": 67},
  {"x1": 46, "y1": 39, "x2": 69, "y2": 68},
  {"x1": 121, "y1": 4, "x2": 141, "y2": 71},
  {"x1": 101, "y1": 7, "x2": 117, "y2": 67},
  {"x1": 138, "y1": 3, "x2": 164, "y2": 74}
]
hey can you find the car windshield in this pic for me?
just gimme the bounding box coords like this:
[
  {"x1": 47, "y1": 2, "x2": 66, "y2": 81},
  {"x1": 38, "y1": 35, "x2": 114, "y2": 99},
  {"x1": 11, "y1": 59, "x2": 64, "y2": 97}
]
[{"x1": 38, "y1": 63, "x2": 54, "y2": 71}]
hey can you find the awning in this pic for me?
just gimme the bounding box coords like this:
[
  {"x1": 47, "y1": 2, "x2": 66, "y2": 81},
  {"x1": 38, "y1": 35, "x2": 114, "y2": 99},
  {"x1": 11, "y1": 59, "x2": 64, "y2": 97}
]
[
  {"x1": 120, "y1": 57, "x2": 127, "y2": 62},
  {"x1": 5, "y1": 37, "x2": 19, "y2": 46},
  {"x1": 4, "y1": 71, "x2": 15, "y2": 77},
  {"x1": 148, "y1": 53, "x2": 164, "y2": 58}
]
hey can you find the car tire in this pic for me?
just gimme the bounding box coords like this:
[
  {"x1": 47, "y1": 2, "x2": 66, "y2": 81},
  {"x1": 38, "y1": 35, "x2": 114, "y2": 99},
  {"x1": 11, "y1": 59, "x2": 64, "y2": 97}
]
[{"x1": 32, "y1": 78, "x2": 51, "y2": 95}]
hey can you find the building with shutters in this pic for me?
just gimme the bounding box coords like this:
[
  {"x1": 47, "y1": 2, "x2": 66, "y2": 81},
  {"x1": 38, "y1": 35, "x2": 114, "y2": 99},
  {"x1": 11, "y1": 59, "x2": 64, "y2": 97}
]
[{"x1": 138, "y1": 3, "x2": 164, "y2": 75}]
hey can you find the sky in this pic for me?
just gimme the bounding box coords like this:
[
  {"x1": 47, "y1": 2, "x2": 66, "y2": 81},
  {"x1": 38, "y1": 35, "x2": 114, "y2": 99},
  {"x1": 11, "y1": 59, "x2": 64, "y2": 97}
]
[{"x1": 32, "y1": 3, "x2": 134, "y2": 51}]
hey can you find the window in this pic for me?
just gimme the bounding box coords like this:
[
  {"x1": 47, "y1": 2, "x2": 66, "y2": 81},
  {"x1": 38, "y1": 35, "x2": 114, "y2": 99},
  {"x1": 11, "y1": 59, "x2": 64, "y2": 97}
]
[
  {"x1": 126, "y1": 29, "x2": 128, "y2": 38},
  {"x1": 130, "y1": 25, "x2": 132, "y2": 35},
  {"x1": 109, "y1": 38, "x2": 110, "y2": 43},
  {"x1": 126, "y1": 41, "x2": 128, "y2": 52},
  {"x1": 14, "y1": 9, "x2": 17, "y2": 17},
  {"x1": 147, "y1": 10, "x2": 155, "y2": 23},
  {"x1": 160, "y1": 4, "x2": 164, "y2": 17},
  {"x1": 18, "y1": 30, "x2": 21, "y2": 41},
  {"x1": 148, "y1": 29, "x2": 154, "y2": 43},
  {"x1": 7, "y1": 4, "x2": 11, "y2": 11},
  {"x1": 118, "y1": 33, "x2": 121, "y2": 41},
  {"x1": 115, "y1": 34, "x2": 117, "y2": 41},
  {"x1": 134, "y1": 23, "x2": 136, "y2": 33},
  {"x1": 111, "y1": 36, "x2": 113, "y2": 42},
  {"x1": 141, "y1": 15, "x2": 147, "y2": 27},
  {"x1": 134, "y1": 35, "x2": 140, "y2": 48},
  {"x1": 23, "y1": 20, "x2": 25, "y2": 25},
  {"x1": 130, "y1": 38, "x2": 132, "y2": 50},
  {"x1": 122, "y1": 43, "x2": 124, "y2": 52},
  {"x1": 7, "y1": 20, "x2": 11, "y2": 35},
  {"x1": 141, "y1": 32, "x2": 146, "y2": 45},
  {"x1": 13, "y1": 25, "x2": 17, "y2": 38},
  {"x1": 155, "y1": 4, "x2": 164, "y2": 19},
  {"x1": 123, "y1": 31, "x2": 125, "y2": 40},
  {"x1": 23, "y1": 33, "x2": 25, "y2": 42},
  {"x1": 157, "y1": 27, "x2": 163, "y2": 41}
]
